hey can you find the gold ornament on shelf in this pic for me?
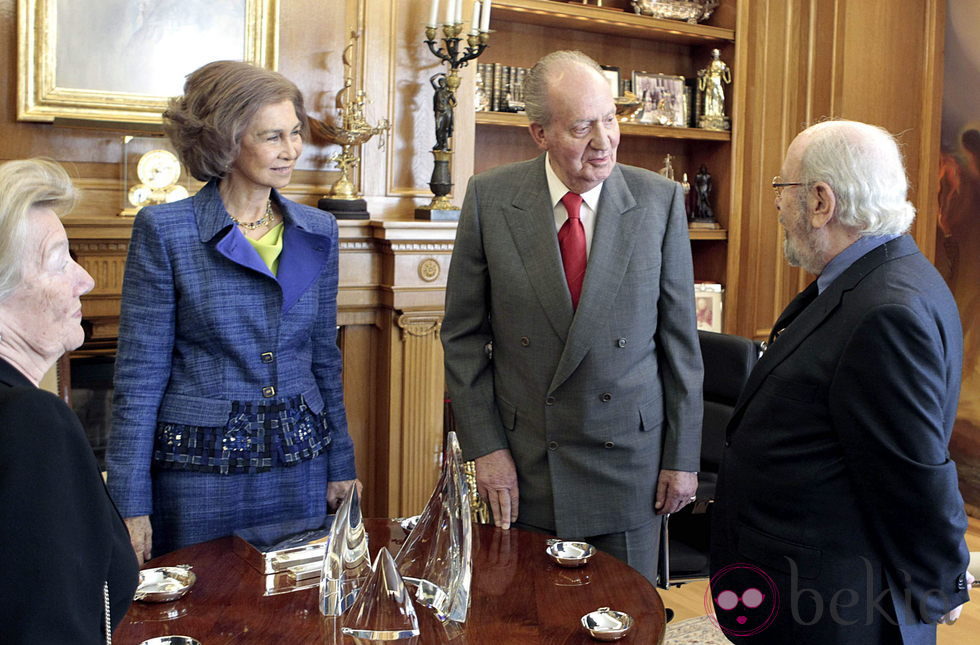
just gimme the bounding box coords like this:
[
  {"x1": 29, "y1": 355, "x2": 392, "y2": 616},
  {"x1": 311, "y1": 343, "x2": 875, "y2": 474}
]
[
  {"x1": 311, "y1": 32, "x2": 389, "y2": 210},
  {"x1": 121, "y1": 147, "x2": 189, "y2": 216},
  {"x1": 697, "y1": 48, "x2": 732, "y2": 131}
]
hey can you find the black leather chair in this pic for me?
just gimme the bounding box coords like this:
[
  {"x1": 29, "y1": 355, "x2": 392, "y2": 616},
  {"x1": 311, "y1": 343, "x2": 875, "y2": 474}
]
[{"x1": 658, "y1": 330, "x2": 760, "y2": 589}]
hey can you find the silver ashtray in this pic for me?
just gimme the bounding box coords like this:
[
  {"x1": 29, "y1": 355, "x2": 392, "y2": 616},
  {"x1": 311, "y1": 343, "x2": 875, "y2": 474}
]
[
  {"x1": 580, "y1": 607, "x2": 634, "y2": 641},
  {"x1": 546, "y1": 541, "x2": 597, "y2": 567},
  {"x1": 135, "y1": 566, "x2": 197, "y2": 603},
  {"x1": 138, "y1": 637, "x2": 202, "y2": 645}
]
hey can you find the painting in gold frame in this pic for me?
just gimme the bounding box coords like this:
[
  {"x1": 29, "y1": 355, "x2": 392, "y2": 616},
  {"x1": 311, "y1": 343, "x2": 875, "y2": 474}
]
[{"x1": 17, "y1": 0, "x2": 279, "y2": 124}]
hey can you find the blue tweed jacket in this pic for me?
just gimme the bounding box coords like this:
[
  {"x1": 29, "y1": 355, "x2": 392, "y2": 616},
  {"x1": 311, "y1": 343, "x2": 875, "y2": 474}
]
[{"x1": 106, "y1": 180, "x2": 356, "y2": 517}]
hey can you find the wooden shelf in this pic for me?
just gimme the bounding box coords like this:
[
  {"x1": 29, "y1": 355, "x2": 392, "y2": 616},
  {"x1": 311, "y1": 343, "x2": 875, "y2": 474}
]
[
  {"x1": 492, "y1": 0, "x2": 735, "y2": 45},
  {"x1": 475, "y1": 110, "x2": 731, "y2": 141},
  {"x1": 689, "y1": 227, "x2": 728, "y2": 240}
]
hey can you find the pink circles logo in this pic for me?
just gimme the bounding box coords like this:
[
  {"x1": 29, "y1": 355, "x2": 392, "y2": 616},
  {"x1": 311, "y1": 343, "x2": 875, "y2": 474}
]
[{"x1": 706, "y1": 563, "x2": 780, "y2": 637}]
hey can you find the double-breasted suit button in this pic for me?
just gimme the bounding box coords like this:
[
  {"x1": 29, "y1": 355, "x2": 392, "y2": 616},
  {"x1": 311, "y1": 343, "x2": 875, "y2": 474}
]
[
  {"x1": 548, "y1": 441, "x2": 559, "y2": 450},
  {"x1": 260, "y1": 352, "x2": 275, "y2": 363},
  {"x1": 604, "y1": 441, "x2": 615, "y2": 449},
  {"x1": 520, "y1": 336, "x2": 530, "y2": 347},
  {"x1": 600, "y1": 392, "x2": 612, "y2": 402},
  {"x1": 262, "y1": 385, "x2": 276, "y2": 398},
  {"x1": 546, "y1": 396, "x2": 556, "y2": 405},
  {"x1": 616, "y1": 338, "x2": 627, "y2": 348}
]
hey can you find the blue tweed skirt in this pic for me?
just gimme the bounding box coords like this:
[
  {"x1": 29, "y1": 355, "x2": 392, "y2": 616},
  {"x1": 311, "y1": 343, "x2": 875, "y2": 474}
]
[
  {"x1": 147, "y1": 394, "x2": 333, "y2": 555},
  {"x1": 150, "y1": 454, "x2": 328, "y2": 555}
]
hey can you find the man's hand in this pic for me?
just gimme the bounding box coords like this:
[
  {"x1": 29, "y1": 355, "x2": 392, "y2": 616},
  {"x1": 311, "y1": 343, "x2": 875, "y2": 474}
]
[
  {"x1": 475, "y1": 449, "x2": 519, "y2": 529},
  {"x1": 938, "y1": 570, "x2": 975, "y2": 625},
  {"x1": 125, "y1": 515, "x2": 153, "y2": 566},
  {"x1": 655, "y1": 469, "x2": 698, "y2": 515},
  {"x1": 327, "y1": 479, "x2": 363, "y2": 511}
]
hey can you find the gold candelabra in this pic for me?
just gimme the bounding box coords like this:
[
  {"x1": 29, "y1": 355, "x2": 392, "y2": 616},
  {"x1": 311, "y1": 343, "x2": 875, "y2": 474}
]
[{"x1": 312, "y1": 33, "x2": 389, "y2": 217}]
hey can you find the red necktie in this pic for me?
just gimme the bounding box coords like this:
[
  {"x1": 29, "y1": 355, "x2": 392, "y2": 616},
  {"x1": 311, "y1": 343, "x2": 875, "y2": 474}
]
[{"x1": 559, "y1": 192, "x2": 586, "y2": 310}]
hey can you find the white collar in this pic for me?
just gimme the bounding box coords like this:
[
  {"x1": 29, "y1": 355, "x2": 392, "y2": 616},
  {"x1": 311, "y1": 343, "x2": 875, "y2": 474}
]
[{"x1": 544, "y1": 152, "x2": 604, "y2": 213}]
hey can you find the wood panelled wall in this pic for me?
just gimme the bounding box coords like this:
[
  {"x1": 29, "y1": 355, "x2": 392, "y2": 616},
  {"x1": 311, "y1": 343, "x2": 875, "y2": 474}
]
[
  {"x1": 0, "y1": 0, "x2": 946, "y2": 516},
  {"x1": 730, "y1": 0, "x2": 945, "y2": 339}
]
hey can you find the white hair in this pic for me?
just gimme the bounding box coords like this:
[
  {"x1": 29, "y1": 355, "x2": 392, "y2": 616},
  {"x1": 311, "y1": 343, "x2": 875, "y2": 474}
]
[
  {"x1": 797, "y1": 120, "x2": 915, "y2": 235},
  {"x1": 0, "y1": 159, "x2": 77, "y2": 302},
  {"x1": 523, "y1": 50, "x2": 604, "y2": 127}
]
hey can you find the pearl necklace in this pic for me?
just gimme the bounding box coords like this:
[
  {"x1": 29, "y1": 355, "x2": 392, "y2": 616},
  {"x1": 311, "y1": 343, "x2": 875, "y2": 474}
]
[{"x1": 231, "y1": 200, "x2": 276, "y2": 230}]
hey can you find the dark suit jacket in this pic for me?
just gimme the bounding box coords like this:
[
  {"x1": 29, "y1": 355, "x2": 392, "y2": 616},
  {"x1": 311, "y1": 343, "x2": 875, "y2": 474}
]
[
  {"x1": 442, "y1": 155, "x2": 703, "y2": 537},
  {"x1": 711, "y1": 236, "x2": 970, "y2": 644},
  {"x1": 0, "y1": 359, "x2": 138, "y2": 643}
]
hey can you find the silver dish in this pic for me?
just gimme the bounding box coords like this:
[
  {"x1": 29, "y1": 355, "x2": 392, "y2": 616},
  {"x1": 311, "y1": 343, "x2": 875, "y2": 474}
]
[
  {"x1": 631, "y1": 0, "x2": 718, "y2": 24},
  {"x1": 135, "y1": 566, "x2": 197, "y2": 603},
  {"x1": 138, "y1": 637, "x2": 202, "y2": 645},
  {"x1": 580, "y1": 607, "x2": 634, "y2": 641},
  {"x1": 545, "y1": 541, "x2": 597, "y2": 567},
  {"x1": 399, "y1": 514, "x2": 420, "y2": 532}
]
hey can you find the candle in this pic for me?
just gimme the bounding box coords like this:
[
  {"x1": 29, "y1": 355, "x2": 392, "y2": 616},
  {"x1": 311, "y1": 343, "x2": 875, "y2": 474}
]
[
  {"x1": 444, "y1": 0, "x2": 454, "y2": 25},
  {"x1": 480, "y1": 0, "x2": 492, "y2": 32},
  {"x1": 428, "y1": 0, "x2": 439, "y2": 28},
  {"x1": 455, "y1": 0, "x2": 464, "y2": 24},
  {"x1": 470, "y1": 0, "x2": 481, "y2": 34}
]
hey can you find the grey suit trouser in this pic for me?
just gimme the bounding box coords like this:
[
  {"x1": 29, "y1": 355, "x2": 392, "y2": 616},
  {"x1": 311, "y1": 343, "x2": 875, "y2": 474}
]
[{"x1": 516, "y1": 517, "x2": 662, "y2": 585}]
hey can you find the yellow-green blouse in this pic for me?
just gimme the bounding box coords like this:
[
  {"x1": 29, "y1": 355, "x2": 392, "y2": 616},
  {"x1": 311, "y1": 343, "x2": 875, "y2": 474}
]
[{"x1": 245, "y1": 223, "x2": 284, "y2": 275}]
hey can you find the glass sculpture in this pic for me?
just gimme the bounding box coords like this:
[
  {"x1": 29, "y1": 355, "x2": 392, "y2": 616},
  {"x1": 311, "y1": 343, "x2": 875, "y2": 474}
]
[
  {"x1": 319, "y1": 485, "x2": 372, "y2": 616},
  {"x1": 341, "y1": 547, "x2": 421, "y2": 640},
  {"x1": 394, "y1": 431, "x2": 473, "y2": 623}
]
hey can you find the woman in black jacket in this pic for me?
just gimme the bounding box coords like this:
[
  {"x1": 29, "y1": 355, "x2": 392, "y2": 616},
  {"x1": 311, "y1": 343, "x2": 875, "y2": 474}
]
[{"x1": 0, "y1": 158, "x2": 138, "y2": 643}]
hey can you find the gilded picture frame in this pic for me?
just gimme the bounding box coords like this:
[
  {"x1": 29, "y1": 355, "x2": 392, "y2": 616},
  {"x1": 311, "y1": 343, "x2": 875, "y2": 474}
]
[{"x1": 17, "y1": 0, "x2": 279, "y2": 124}]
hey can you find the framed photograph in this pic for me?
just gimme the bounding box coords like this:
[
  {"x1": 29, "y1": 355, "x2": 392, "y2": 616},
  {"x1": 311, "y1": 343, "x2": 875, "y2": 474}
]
[
  {"x1": 17, "y1": 0, "x2": 279, "y2": 124},
  {"x1": 600, "y1": 65, "x2": 621, "y2": 98},
  {"x1": 694, "y1": 283, "x2": 724, "y2": 333},
  {"x1": 631, "y1": 71, "x2": 686, "y2": 126}
]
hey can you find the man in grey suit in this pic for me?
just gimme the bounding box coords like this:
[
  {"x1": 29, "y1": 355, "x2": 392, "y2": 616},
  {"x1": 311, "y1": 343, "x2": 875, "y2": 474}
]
[{"x1": 442, "y1": 50, "x2": 703, "y2": 583}]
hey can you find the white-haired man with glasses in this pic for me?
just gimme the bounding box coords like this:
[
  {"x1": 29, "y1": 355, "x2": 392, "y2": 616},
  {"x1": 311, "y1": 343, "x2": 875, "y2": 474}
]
[{"x1": 711, "y1": 120, "x2": 973, "y2": 644}]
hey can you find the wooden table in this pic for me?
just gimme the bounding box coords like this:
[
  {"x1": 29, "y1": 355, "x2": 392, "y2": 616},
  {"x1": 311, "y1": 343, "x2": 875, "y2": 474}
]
[{"x1": 117, "y1": 519, "x2": 666, "y2": 644}]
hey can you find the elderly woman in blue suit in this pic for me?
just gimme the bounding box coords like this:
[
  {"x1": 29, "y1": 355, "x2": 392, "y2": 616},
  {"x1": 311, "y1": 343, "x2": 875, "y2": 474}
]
[{"x1": 107, "y1": 61, "x2": 359, "y2": 562}]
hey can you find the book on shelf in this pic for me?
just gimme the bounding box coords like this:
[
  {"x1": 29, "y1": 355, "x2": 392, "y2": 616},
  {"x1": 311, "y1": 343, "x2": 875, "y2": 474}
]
[{"x1": 477, "y1": 63, "x2": 531, "y2": 113}]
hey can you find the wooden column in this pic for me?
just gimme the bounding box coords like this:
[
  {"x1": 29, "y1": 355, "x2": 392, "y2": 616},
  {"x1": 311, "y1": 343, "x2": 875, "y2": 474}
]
[
  {"x1": 389, "y1": 311, "x2": 445, "y2": 516},
  {"x1": 369, "y1": 222, "x2": 456, "y2": 518}
]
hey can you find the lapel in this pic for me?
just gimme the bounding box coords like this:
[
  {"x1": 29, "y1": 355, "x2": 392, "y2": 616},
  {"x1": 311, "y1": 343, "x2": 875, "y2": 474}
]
[
  {"x1": 276, "y1": 203, "x2": 331, "y2": 314},
  {"x1": 196, "y1": 181, "x2": 331, "y2": 314},
  {"x1": 766, "y1": 280, "x2": 819, "y2": 346},
  {"x1": 728, "y1": 235, "x2": 921, "y2": 434},
  {"x1": 503, "y1": 155, "x2": 574, "y2": 343},
  {"x1": 550, "y1": 164, "x2": 640, "y2": 393}
]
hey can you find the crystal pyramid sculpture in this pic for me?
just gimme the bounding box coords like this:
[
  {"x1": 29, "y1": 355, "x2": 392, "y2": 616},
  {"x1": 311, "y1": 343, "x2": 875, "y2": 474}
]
[
  {"x1": 394, "y1": 431, "x2": 473, "y2": 623},
  {"x1": 319, "y1": 484, "x2": 372, "y2": 616},
  {"x1": 341, "y1": 547, "x2": 420, "y2": 640}
]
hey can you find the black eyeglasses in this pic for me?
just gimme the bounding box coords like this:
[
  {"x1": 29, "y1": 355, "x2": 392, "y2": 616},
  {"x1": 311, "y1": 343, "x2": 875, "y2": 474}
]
[{"x1": 771, "y1": 176, "x2": 806, "y2": 199}]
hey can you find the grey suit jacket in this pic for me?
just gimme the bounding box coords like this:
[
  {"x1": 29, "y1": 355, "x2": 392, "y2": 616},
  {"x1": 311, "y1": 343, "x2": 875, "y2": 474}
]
[{"x1": 443, "y1": 155, "x2": 703, "y2": 537}]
